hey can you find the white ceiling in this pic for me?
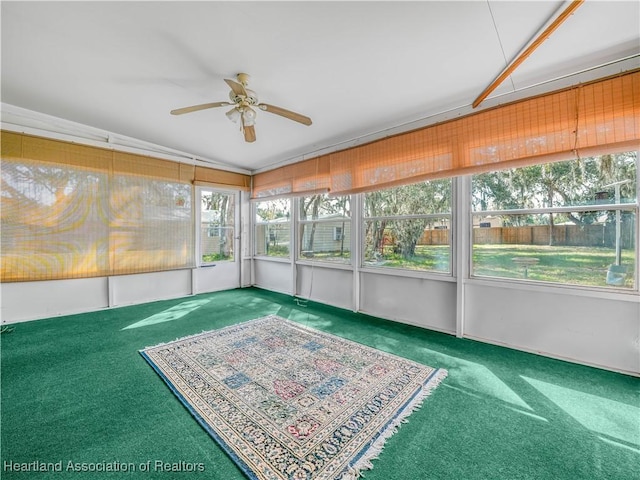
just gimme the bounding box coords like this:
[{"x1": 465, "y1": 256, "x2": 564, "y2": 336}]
[{"x1": 2, "y1": 1, "x2": 639, "y2": 173}]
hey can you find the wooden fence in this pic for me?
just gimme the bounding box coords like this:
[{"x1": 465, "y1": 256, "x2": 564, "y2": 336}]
[
  {"x1": 418, "y1": 229, "x2": 449, "y2": 245},
  {"x1": 418, "y1": 222, "x2": 635, "y2": 248}
]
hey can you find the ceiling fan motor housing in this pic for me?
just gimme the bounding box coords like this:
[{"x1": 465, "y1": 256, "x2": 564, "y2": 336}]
[
  {"x1": 228, "y1": 90, "x2": 258, "y2": 106},
  {"x1": 171, "y1": 71, "x2": 311, "y2": 142}
]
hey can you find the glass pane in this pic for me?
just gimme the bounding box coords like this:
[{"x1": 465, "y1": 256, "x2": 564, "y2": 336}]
[
  {"x1": 472, "y1": 152, "x2": 637, "y2": 212},
  {"x1": 472, "y1": 212, "x2": 636, "y2": 289},
  {"x1": 364, "y1": 179, "x2": 452, "y2": 217},
  {"x1": 363, "y1": 218, "x2": 451, "y2": 272},
  {"x1": 200, "y1": 191, "x2": 234, "y2": 263},
  {"x1": 300, "y1": 194, "x2": 350, "y2": 220},
  {"x1": 299, "y1": 222, "x2": 351, "y2": 264},
  {"x1": 255, "y1": 222, "x2": 290, "y2": 257},
  {"x1": 255, "y1": 198, "x2": 290, "y2": 222},
  {"x1": 254, "y1": 199, "x2": 291, "y2": 257}
]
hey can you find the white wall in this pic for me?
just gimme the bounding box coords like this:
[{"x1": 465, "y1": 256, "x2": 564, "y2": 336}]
[
  {"x1": 296, "y1": 264, "x2": 353, "y2": 311},
  {"x1": 464, "y1": 282, "x2": 640, "y2": 374},
  {"x1": 1, "y1": 277, "x2": 109, "y2": 323},
  {"x1": 1, "y1": 270, "x2": 187, "y2": 323},
  {"x1": 252, "y1": 259, "x2": 292, "y2": 295},
  {"x1": 0, "y1": 266, "x2": 246, "y2": 323},
  {"x1": 112, "y1": 270, "x2": 192, "y2": 307},
  {"x1": 359, "y1": 272, "x2": 457, "y2": 334}
]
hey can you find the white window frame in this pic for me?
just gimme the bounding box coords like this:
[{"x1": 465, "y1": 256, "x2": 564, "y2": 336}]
[
  {"x1": 468, "y1": 152, "x2": 639, "y2": 295},
  {"x1": 297, "y1": 194, "x2": 352, "y2": 265},
  {"x1": 360, "y1": 180, "x2": 454, "y2": 277},
  {"x1": 196, "y1": 187, "x2": 239, "y2": 267},
  {"x1": 252, "y1": 197, "x2": 292, "y2": 261}
]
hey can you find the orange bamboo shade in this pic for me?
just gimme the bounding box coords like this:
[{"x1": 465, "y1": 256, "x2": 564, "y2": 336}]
[
  {"x1": 254, "y1": 70, "x2": 640, "y2": 198},
  {"x1": 253, "y1": 155, "x2": 331, "y2": 199}
]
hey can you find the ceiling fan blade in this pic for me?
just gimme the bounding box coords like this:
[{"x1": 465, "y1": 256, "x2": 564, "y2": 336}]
[
  {"x1": 170, "y1": 101, "x2": 230, "y2": 115},
  {"x1": 243, "y1": 125, "x2": 256, "y2": 143},
  {"x1": 225, "y1": 78, "x2": 247, "y2": 97},
  {"x1": 259, "y1": 103, "x2": 312, "y2": 126}
]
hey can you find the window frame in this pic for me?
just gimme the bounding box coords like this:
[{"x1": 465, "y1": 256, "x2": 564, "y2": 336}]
[
  {"x1": 361, "y1": 179, "x2": 454, "y2": 276},
  {"x1": 468, "y1": 151, "x2": 639, "y2": 293},
  {"x1": 297, "y1": 194, "x2": 352, "y2": 265},
  {"x1": 252, "y1": 197, "x2": 292, "y2": 260},
  {"x1": 196, "y1": 187, "x2": 239, "y2": 267}
]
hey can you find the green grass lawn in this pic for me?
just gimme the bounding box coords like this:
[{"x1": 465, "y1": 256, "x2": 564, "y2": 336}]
[
  {"x1": 373, "y1": 245, "x2": 451, "y2": 272},
  {"x1": 473, "y1": 244, "x2": 635, "y2": 288},
  {"x1": 367, "y1": 244, "x2": 635, "y2": 289},
  {"x1": 265, "y1": 243, "x2": 635, "y2": 289}
]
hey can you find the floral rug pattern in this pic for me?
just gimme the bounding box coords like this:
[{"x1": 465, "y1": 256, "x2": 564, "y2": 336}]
[{"x1": 141, "y1": 315, "x2": 446, "y2": 480}]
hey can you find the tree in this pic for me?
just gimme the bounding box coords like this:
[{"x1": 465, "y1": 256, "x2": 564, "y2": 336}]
[
  {"x1": 256, "y1": 198, "x2": 289, "y2": 221},
  {"x1": 202, "y1": 192, "x2": 234, "y2": 257},
  {"x1": 365, "y1": 179, "x2": 451, "y2": 259},
  {"x1": 301, "y1": 195, "x2": 322, "y2": 251},
  {"x1": 472, "y1": 152, "x2": 637, "y2": 228}
]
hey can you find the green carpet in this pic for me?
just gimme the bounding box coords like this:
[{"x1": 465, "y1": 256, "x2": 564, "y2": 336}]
[{"x1": 1, "y1": 287, "x2": 638, "y2": 479}]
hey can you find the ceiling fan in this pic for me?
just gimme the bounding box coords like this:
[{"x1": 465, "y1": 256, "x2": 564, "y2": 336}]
[{"x1": 170, "y1": 73, "x2": 312, "y2": 143}]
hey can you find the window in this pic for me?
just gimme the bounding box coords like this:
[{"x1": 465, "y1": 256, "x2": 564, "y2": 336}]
[
  {"x1": 471, "y1": 152, "x2": 637, "y2": 289},
  {"x1": 254, "y1": 198, "x2": 291, "y2": 258},
  {"x1": 200, "y1": 190, "x2": 235, "y2": 264},
  {"x1": 363, "y1": 179, "x2": 452, "y2": 272},
  {"x1": 299, "y1": 194, "x2": 351, "y2": 263}
]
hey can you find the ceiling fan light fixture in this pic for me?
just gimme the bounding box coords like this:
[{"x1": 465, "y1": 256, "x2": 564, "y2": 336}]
[
  {"x1": 225, "y1": 107, "x2": 242, "y2": 124},
  {"x1": 242, "y1": 107, "x2": 257, "y2": 126}
]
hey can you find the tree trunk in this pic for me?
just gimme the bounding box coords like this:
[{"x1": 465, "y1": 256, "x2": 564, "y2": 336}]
[
  {"x1": 373, "y1": 221, "x2": 386, "y2": 255},
  {"x1": 547, "y1": 188, "x2": 554, "y2": 246},
  {"x1": 306, "y1": 196, "x2": 321, "y2": 251}
]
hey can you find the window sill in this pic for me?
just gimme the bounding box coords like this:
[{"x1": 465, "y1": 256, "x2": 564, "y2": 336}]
[
  {"x1": 466, "y1": 276, "x2": 640, "y2": 302},
  {"x1": 359, "y1": 265, "x2": 455, "y2": 281},
  {"x1": 252, "y1": 256, "x2": 291, "y2": 264},
  {"x1": 295, "y1": 260, "x2": 353, "y2": 270}
]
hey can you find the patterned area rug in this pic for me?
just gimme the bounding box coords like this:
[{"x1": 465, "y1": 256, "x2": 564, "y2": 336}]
[{"x1": 141, "y1": 315, "x2": 447, "y2": 480}]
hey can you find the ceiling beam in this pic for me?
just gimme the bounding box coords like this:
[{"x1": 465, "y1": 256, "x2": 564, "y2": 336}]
[{"x1": 472, "y1": 0, "x2": 585, "y2": 108}]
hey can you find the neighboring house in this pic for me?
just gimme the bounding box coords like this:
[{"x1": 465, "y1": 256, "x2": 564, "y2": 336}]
[
  {"x1": 473, "y1": 216, "x2": 503, "y2": 228},
  {"x1": 300, "y1": 214, "x2": 351, "y2": 255},
  {"x1": 201, "y1": 210, "x2": 232, "y2": 258},
  {"x1": 255, "y1": 216, "x2": 291, "y2": 256}
]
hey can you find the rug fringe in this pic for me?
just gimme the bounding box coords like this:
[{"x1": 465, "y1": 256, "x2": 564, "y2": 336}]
[
  {"x1": 140, "y1": 329, "x2": 214, "y2": 351},
  {"x1": 338, "y1": 368, "x2": 448, "y2": 480}
]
